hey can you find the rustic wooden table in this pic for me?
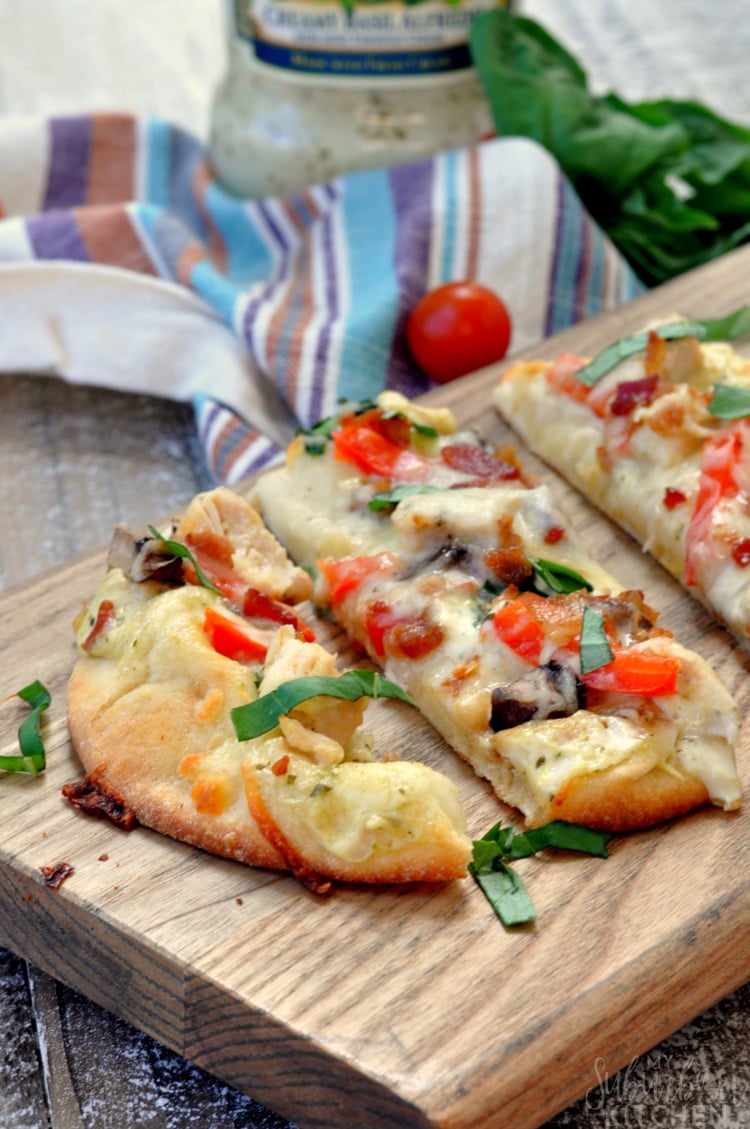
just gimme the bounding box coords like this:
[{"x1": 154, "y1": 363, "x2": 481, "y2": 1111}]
[{"x1": 1, "y1": 3, "x2": 749, "y2": 1127}]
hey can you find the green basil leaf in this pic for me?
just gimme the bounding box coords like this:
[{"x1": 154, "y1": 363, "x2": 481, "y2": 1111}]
[
  {"x1": 531, "y1": 558, "x2": 594, "y2": 596},
  {"x1": 231, "y1": 670, "x2": 416, "y2": 740},
  {"x1": 579, "y1": 606, "x2": 614, "y2": 674},
  {"x1": 575, "y1": 308, "x2": 750, "y2": 387},
  {"x1": 504, "y1": 821, "x2": 612, "y2": 860},
  {"x1": 2, "y1": 680, "x2": 51, "y2": 775},
  {"x1": 368, "y1": 484, "x2": 442, "y2": 511},
  {"x1": 470, "y1": 859, "x2": 536, "y2": 926},
  {"x1": 147, "y1": 526, "x2": 221, "y2": 596},
  {"x1": 708, "y1": 382, "x2": 750, "y2": 420}
]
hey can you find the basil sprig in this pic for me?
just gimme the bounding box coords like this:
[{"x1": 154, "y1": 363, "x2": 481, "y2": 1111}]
[
  {"x1": 232, "y1": 670, "x2": 416, "y2": 740},
  {"x1": 579, "y1": 607, "x2": 614, "y2": 674},
  {"x1": 2, "y1": 681, "x2": 52, "y2": 775},
  {"x1": 368, "y1": 484, "x2": 442, "y2": 511},
  {"x1": 708, "y1": 382, "x2": 750, "y2": 420},
  {"x1": 575, "y1": 308, "x2": 750, "y2": 387},
  {"x1": 471, "y1": 819, "x2": 613, "y2": 927},
  {"x1": 147, "y1": 526, "x2": 221, "y2": 595},
  {"x1": 531, "y1": 558, "x2": 593, "y2": 596}
]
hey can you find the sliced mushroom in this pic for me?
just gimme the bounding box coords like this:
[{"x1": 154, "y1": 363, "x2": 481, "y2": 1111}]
[
  {"x1": 106, "y1": 524, "x2": 184, "y2": 585},
  {"x1": 490, "y1": 660, "x2": 583, "y2": 732}
]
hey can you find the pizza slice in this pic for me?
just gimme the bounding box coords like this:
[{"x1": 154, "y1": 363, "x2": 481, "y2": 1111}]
[
  {"x1": 252, "y1": 393, "x2": 741, "y2": 831},
  {"x1": 66, "y1": 488, "x2": 472, "y2": 889},
  {"x1": 494, "y1": 310, "x2": 750, "y2": 649}
]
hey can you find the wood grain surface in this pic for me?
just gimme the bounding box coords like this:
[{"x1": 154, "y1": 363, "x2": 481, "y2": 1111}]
[{"x1": 2, "y1": 247, "x2": 750, "y2": 1129}]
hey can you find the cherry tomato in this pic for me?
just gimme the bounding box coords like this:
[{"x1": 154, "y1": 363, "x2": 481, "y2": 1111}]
[{"x1": 406, "y1": 281, "x2": 512, "y2": 383}]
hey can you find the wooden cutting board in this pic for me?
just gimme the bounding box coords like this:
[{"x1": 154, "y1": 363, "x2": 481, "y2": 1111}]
[{"x1": 2, "y1": 247, "x2": 750, "y2": 1129}]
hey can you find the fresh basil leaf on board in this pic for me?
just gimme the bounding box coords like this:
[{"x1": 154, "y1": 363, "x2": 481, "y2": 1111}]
[
  {"x1": 470, "y1": 819, "x2": 613, "y2": 927},
  {"x1": 2, "y1": 680, "x2": 52, "y2": 775},
  {"x1": 469, "y1": 11, "x2": 750, "y2": 285}
]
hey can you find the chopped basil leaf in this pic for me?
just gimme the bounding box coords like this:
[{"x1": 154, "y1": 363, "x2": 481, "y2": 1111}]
[
  {"x1": 708, "y1": 382, "x2": 750, "y2": 420},
  {"x1": 368, "y1": 484, "x2": 442, "y2": 511},
  {"x1": 531, "y1": 558, "x2": 593, "y2": 596},
  {"x1": 2, "y1": 680, "x2": 51, "y2": 775},
  {"x1": 579, "y1": 606, "x2": 614, "y2": 674},
  {"x1": 575, "y1": 307, "x2": 750, "y2": 387},
  {"x1": 502, "y1": 821, "x2": 612, "y2": 860},
  {"x1": 231, "y1": 670, "x2": 416, "y2": 740},
  {"x1": 471, "y1": 860, "x2": 536, "y2": 926},
  {"x1": 470, "y1": 818, "x2": 612, "y2": 927},
  {"x1": 147, "y1": 526, "x2": 221, "y2": 595}
]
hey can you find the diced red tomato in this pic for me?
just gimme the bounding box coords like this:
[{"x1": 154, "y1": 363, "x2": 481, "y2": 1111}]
[
  {"x1": 363, "y1": 600, "x2": 409, "y2": 657},
  {"x1": 546, "y1": 353, "x2": 590, "y2": 404},
  {"x1": 582, "y1": 649, "x2": 680, "y2": 696},
  {"x1": 663, "y1": 487, "x2": 687, "y2": 510},
  {"x1": 491, "y1": 598, "x2": 546, "y2": 664},
  {"x1": 732, "y1": 539, "x2": 750, "y2": 568},
  {"x1": 81, "y1": 599, "x2": 116, "y2": 651},
  {"x1": 331, "y1": 418, "x2": 431, "y2": 482},
  {"x1": 318, "y1": 553, "x2": 399, "y2": 606},
  {"x1": 203, "y1": 607, "x2": 268, "y2": 664},
  {"x1": 684, "y1": 420, "x2": 750, "y2": 585}
]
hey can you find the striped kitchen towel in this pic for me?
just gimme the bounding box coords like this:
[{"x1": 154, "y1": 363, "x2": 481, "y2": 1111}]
[{"x1": 0, "y1": 113, "x2": 643, "y2": 483}]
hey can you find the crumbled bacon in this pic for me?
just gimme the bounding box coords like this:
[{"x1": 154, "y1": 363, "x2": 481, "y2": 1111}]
[
  {"x1": 610, "y1": 374, "x2": 660, "y2": 417},
  {"x1": 40, "y1": 861, "x2": 74, "y2": 890},
  {"x1": 62, "y1": 766, "x2": 138, "y2": 831},
  {"x1": 483, "y1": 547, "x2": 533, "y2": 587},
  {"x1": 385, "y1": 617, "x2": 444, "y2": 660},
  {"x1": 441, "y1": 444, "x2": 520, "y2": 481}
]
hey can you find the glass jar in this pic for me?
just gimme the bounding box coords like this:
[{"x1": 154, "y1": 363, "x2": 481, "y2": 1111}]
[{"x1": 209, "y1": 0, "x2": 512, "y2": 199}]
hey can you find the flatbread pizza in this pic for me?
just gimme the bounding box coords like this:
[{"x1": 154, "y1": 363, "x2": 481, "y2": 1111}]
[
  {"x1": 66, "y1": 488, "x2": 472, "y2": 889},
  {"x1": 252, "y1": 392, "x2": 742, "y2": 832}
]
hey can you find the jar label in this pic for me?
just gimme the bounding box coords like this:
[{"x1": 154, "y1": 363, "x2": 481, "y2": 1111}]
[{"x1": 234, "y1": 0, "x2": 508, "y2": 79}]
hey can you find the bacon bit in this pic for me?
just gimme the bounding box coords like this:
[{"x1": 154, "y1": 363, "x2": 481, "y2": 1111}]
[
  {"x1": 271, "y1": 754, "x2": 290, "y2": 776},
  {"x1": 544, "y1": 525, "x2": 565, "y2": 544},
  {"x1": 441, "y1": 444, "x2": 520, "y2": 481},
  {"x1": 644, "y1": 329, "x2": 667, "y2": 377},
  {"x1": 62, "y1": 766, "x2": 137, "y2": 831},
  {"x1": 483, "y1": 547, "x2": 533, "y2": 587},
  {"x1": 442, "y1": 657, "x2": 480, "y2": 693},
  {"x1": 385, "y1": 617, "x2": 444, "y2": 660},
  {"x1": 663, "y1": 487, "x2": 687, "y2": 510},
  {"x1": 81, "y1": 599, "x2": 116, "y2": 651},
  {"x1": 242, "y1": 587, "x2": 315, "y2": 641},
  {"x1": 98, "y1": 854, "x2": 109, "y2": 862},
  {"x1": 732, "y1": 539, "x2": 750, "y2": 568},
  {"x1": 40, "y1": 861, "x2": 74, "y2": 890},
  {"x1": 496, "y1": 512, "x2": 523, "y2": 550},
  {"x1": 610, "y1": 374, "x2": 660, "y2": 417}
]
